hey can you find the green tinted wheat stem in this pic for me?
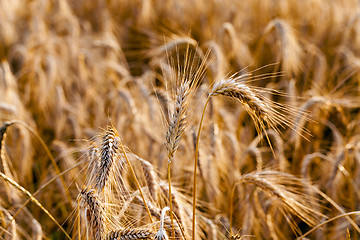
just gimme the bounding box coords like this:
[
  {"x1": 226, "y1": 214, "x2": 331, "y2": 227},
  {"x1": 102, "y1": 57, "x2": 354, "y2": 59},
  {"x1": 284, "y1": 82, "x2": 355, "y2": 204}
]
[{"x1": 192, "y1": 95, "x2": 211, "y2": 240}]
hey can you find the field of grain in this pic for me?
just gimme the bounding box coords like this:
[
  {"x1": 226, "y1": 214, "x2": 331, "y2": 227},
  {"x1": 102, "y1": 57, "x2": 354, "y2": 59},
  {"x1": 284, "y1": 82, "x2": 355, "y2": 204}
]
[{"x1": 1, "y1": 0, "x2": 360, "y2": 239}]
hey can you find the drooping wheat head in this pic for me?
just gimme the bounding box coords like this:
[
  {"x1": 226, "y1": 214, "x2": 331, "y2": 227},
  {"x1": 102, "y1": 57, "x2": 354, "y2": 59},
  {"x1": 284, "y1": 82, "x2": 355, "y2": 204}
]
[
  {"x1": 232, "y1": 171, "x2": 325, "y2": 235},
  {"x1": 210, "y1": 73, "x2": 309, "y2": 141}
]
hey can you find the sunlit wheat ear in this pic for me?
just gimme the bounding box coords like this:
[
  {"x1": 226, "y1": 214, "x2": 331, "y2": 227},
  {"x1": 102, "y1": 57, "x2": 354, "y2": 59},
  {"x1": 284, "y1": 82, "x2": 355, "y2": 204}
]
[
  {"x1": 165, "y1": 81, "x2": 191, "y2": 161},
  {"x1": 210, "y1": 73, "x2": 309, "y2": 141},
  {"x1": 78, "y1": 186, "x2": 105, "y2": 240},
  {"x1": 234, "y1": 171, "x2": 325, "y2": 234},
  {"x1": 165, "y1": 44, "x2": 209, "y2": 161},
  {"x1": 105, "y1": 228, "x2": 156, "y2": 240},
  {"x1": 95, "y1": 126, "x2": 120, "y2": 192}
]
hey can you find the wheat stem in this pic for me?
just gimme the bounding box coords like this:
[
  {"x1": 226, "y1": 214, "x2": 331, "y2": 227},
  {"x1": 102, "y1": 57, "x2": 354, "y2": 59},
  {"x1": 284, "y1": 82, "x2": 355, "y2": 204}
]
[
  {"x1": 167, "y1": 161, "x2": 175, "y2": 238},
  {"x1": 192, "y1": 95, "x2": 211, "y2": 240},
  {"x1": 78, "y1": 203, "x2": 81, "y2": 240},
  {"x1": 229, "y1": 181, "x2": 238, "y2": 235}
]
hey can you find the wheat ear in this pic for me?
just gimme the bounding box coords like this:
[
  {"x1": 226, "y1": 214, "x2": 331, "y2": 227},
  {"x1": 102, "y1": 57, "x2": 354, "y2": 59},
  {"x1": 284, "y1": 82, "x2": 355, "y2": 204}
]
[
  {"x1": 165, "y1": 80, "x2": 193, "y2": 237},
  {"x1": 78, "y1": 186, "x2": 105, "y2": 240},
  {"x1": 105, "y1": 228, "x2": 155, "y2": 240},
  {"x1": 95, "y1": 126, "x2": 120, "y2": 192},
  {"x1": 191, "y1": 72, "x2": 291, "y2": 239},
  {"x1": 165, "y1": 82, "x2": 191, "y2": 160},
  {"x1": 230, "y1": 171, "x2": 325, "y2": 235}
]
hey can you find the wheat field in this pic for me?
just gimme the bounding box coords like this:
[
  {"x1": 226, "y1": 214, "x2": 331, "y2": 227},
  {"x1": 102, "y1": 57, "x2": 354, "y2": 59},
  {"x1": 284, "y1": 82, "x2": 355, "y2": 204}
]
[{"x1": 1, "y1": 0, "x2": 360, "y2": 239}]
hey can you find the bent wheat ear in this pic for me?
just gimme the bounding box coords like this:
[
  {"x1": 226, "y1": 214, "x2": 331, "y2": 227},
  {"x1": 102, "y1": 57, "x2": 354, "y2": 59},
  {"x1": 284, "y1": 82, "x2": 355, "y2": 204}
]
[
  {"x1": 233, "y1": 171, "x2": 325, "y2": 234},
  {"x1": 211, "y1": 74, "x2": 309, "y2": 140}
]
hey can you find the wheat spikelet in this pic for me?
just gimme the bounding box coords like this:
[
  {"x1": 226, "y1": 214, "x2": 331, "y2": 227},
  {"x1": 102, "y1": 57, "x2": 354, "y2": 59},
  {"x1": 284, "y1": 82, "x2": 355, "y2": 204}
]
[
  {"x1": 79, "y1": 186, "x2": 105, "y2": 240},
  {"x1": 95, "y1": 126, "x2": 120, "y2": 192},
  {"x1": 105, "y1": 228, "x2": 155, "y2": 240}
]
